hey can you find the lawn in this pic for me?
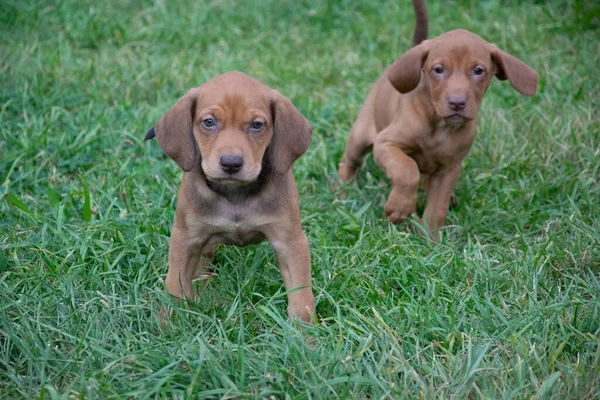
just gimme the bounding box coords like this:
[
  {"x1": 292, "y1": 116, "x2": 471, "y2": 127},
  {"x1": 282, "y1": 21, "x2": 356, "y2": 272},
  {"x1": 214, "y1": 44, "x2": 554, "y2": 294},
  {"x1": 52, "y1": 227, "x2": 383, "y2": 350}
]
[{"x1": 1, "y1": 0, "x2": 599, "y2": 398}]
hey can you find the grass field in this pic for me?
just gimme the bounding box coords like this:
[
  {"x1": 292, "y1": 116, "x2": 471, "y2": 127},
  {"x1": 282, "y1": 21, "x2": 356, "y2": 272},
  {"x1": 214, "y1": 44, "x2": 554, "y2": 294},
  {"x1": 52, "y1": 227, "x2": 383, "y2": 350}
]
[{"x1": 1, "y1": 0, "x2": 599, "y2": 398}]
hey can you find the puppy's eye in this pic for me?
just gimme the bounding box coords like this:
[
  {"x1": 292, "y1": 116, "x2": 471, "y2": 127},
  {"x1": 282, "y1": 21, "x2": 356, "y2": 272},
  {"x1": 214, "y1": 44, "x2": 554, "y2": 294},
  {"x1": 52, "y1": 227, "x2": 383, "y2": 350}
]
[
  {"x1": 201, "y1": 117, "x2": 217, "y2": 129},
  {"x1": 433, "y1": 65, "x2": 445, "y2": 74},
  {"x1": 473, "y1": 66, "x2": 485, "y2": 76},
  {"x1": 250, "y1": 120, "x2": 264, "y2": 131}
]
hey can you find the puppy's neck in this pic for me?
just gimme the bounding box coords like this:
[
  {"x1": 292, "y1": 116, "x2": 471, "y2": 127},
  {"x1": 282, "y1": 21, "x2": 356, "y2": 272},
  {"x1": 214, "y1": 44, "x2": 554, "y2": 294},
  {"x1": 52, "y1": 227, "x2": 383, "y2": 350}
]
[{"x1": 202, "y1": 159, "x2": 274, "y2": 203}]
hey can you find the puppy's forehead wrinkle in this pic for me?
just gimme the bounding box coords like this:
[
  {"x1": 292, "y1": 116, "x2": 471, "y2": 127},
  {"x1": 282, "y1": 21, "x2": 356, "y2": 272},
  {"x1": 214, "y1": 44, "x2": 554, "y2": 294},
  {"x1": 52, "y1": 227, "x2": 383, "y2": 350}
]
[
  {"x1": 429, "y1": 30, "x2": 492, "y2": 59},
  {"x1": 221, "y1": 94, "x2": 250, "y2": 123},
  {"x1": 430, "y1": 46, "x2": 490, "y2": 63},
  {"x1": 199, "y1": 93, "x2": 269, "y2": 124}
]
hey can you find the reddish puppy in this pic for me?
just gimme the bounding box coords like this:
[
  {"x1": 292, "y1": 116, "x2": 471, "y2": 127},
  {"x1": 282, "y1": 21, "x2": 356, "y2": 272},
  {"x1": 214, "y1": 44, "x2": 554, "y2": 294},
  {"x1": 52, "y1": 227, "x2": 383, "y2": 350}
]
[{"x1": 336, "y1": 0, "x2": 538, "y2": 238}]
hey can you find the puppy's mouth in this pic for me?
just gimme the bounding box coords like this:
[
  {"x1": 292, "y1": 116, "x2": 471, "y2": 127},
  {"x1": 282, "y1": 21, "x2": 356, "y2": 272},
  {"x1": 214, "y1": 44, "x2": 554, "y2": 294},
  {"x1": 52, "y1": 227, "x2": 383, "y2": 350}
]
[
  {"x1": 445, "y1": 114, "x2": 470, "y2": 125},
  {"x1": 206, "y1": 176, "x2": 257, "y2": 186}
]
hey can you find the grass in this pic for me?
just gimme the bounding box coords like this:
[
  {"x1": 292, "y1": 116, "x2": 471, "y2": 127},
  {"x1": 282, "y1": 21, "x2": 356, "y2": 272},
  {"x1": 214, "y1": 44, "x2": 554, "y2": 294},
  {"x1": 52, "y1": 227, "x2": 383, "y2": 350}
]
[{"x1": 1, "y1": 0, "x2": 599, "y2": 398}]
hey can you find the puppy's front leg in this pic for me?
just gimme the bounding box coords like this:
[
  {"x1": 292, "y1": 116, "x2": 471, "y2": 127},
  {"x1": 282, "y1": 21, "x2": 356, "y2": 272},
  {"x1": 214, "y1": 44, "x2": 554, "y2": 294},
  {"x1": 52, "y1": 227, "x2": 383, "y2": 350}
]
[
  {"x1": 165, "y1": 223, "x2": 210, "y2": 301},
  {"x1": 422, "y1": 164, "x2": 462, "y2": 239},
  {"x1": 373, "y1": 136, "x2": 420, "y2": 224},
  {"x1": 267, "y1": 228, "x2": 315, "y2": 324}
]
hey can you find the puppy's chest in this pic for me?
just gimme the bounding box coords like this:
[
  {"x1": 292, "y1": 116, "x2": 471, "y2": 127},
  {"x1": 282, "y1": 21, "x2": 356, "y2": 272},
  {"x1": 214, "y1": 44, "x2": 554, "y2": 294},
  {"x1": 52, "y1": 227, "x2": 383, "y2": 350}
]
[
  {"x1": 187, "y1": 202, "x2": 271, "y2": 246},
  {"x1": 409, "y1": 129, "x2": 475, "y2": 174}
]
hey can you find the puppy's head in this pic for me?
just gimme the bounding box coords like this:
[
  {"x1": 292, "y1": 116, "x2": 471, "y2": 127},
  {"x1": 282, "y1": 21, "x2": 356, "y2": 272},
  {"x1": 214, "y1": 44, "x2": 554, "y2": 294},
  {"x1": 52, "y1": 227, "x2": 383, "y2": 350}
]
[
  {"x1": 145, "y1": 71, "x2": 312, "y2": 185},
  {"x1": 388, "y1": 29, "x2": 538, "y2": 125}
]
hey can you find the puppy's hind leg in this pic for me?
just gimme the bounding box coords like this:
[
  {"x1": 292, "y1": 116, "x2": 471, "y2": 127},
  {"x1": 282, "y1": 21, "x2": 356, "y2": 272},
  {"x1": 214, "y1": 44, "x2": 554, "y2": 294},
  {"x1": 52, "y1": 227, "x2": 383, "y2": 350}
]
[
  {"x1": 423, "y1": 177, "x2": 459, "y2": 209},
  {"x1": 422, "y1": 164, "x2": 462, "y2": 240}
]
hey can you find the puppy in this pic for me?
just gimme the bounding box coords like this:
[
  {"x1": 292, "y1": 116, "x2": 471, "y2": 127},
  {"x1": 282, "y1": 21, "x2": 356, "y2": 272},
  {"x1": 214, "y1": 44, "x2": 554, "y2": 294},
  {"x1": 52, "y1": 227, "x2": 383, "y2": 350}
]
[
  {"x1": 336, "y1": 0, "x2": 538, "y2": 238},
  {"x1": 145, "y1": 71, "x2": 315, "y2": 323}
]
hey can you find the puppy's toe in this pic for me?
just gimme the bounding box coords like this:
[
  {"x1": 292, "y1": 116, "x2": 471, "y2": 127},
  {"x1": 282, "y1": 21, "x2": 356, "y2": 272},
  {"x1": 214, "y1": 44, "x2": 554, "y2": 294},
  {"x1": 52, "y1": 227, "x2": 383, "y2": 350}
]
[
  {"x1": 384, "y1": 189, "x2": 417, "y2": 224},
  {"x1": 384, "y1": 200, "x2": 414, "y2": 224},
  {"x1": 384, "y1": 209, "x2": 409, "y2": 224}
]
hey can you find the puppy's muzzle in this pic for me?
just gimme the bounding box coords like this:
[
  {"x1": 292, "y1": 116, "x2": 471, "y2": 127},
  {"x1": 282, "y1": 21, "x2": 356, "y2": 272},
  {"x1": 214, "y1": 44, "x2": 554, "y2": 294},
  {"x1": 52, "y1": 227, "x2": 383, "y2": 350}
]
[
  {"x1": 220, "y1": 154, "x2": 244, "y2": 174},
  {"x1": 447, "y1": 95, "x2": 467, "y2": 112}
]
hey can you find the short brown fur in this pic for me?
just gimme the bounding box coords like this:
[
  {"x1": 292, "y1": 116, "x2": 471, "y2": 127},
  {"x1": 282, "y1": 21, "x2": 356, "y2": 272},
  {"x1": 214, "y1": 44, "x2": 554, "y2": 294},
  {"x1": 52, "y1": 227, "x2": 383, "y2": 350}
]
[
  {"x1": 336, "y1": 8, "x2": 538, "y2": 238},
  {"x1": 147, "y1": 71, "x2": 315, "y2": 323}
]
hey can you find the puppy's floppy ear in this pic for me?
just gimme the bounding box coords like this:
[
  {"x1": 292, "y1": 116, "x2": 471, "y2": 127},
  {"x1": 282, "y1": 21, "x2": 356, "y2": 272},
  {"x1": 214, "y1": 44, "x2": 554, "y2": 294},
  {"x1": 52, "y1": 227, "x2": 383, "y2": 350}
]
[
  {"x1": 148, "y1": 88, "x2": 200, "y2": 171},
  {"x1": 268, "y1": 90, "x2": 313, "y2": 175},
  {"x1": 491, "y1": 47, "x2": 538, "y2": 96},
  {"x1": 388, "y1": 40, "x2": 429, "y2": 94},
  {"x1": 144, "y1": 127, "x2": 155, "y2": 140}
]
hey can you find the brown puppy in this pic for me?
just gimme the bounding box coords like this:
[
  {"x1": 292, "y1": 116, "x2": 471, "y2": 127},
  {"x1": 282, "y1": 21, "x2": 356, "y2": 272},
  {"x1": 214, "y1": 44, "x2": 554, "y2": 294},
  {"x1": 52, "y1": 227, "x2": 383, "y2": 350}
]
[
  {"x1": 336, "y1": 1, "x2": 538, "y2": 238},
  {"x1": 145, "y1": 71, "x2": 315, "y2": 323}
]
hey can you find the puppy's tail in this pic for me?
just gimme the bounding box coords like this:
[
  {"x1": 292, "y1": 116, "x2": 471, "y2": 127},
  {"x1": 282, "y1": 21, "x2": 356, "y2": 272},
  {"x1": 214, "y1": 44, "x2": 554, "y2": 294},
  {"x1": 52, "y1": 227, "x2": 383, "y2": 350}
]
[{"x1": 411, "y1": 0, "x2": 428, "y2": 47}]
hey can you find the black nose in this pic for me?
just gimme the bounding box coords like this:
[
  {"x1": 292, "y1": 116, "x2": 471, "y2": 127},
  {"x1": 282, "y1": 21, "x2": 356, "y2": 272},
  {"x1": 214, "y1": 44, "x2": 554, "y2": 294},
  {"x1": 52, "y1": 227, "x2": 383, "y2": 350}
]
[
  {"x1": 219, "y1": 154, "x2": 244, "y2": 174},
  {"x1": 448, "y1": 95, "x2": 467, "y2": 111}
]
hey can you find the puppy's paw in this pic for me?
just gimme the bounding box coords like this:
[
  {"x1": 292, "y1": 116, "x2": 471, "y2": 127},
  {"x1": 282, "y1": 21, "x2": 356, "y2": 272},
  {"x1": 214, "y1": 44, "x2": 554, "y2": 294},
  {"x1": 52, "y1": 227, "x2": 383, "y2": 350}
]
[
  {"x1": 385, "y1": 209, "x2": 412, "y2": 224},
  {"x1": 335, "y1": 165, "x2": 357, "y2": 188},
  {"x1": 333, "y1": 184, "x2": 349, "y2": 199},
  {"x1": 332, "y1": 179, "x2": 346, "y2": 195},
  {"x1": 288, "y1": 290, "x2": 315, "y2": 325},
  {"x1": 414, "y1": 218, "x2": 441, "y2": 241},
  {"x1": 288, "y1": 308, "x2": 315, "y2": 326},
  {"x1": 384, "y1": 190, "x2": 417, "y2": 224}
]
